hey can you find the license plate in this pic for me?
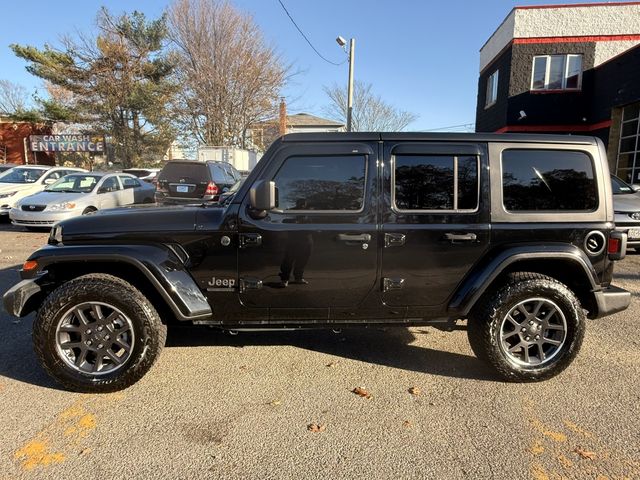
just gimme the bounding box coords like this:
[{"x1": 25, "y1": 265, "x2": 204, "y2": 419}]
[
  {"x1": 628, "y1": 228, "x2": 640, "y2": 239},
  {"x1": 176, "y1": 185, "x2": 189, "y2": 193}
]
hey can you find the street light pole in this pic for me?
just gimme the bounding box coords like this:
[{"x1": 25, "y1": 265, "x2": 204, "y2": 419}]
[{"x1": 346, "y1": 38, "x2": 355, "y2": 132}]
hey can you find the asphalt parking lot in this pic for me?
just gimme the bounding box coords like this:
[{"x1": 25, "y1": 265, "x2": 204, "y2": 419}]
[{"x1": 0, "y1": 221, "x2": 638, "y2": 480}]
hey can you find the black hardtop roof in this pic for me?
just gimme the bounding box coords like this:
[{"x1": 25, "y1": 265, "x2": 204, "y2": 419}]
[{"x1": 281, "y1": 132, "x2": 599, "y2": 145}]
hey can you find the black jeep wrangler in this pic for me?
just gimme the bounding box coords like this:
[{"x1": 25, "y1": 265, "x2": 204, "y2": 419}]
[{"x1": 3, "y1": 133, "x2": 631, "y2": 392}]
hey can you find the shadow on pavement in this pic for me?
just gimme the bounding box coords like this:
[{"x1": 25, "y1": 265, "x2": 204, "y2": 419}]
[
  {"x1": 0, "y1": 258, "x2": 496, "y2": 390},
  {"x1": 0, "y1": 266, "x2": 60, "y2": 390},
  {"x1": 165, "y1": 324, "x2": 497, "y2": 382}
]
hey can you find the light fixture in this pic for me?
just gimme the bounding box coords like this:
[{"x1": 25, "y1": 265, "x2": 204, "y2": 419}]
[
  {"x1": 518, "y1": 110, "x2": 527, "y2": 121},
  {"x1": 335, "y1": 36, "x2": 346, "y2": 47}
]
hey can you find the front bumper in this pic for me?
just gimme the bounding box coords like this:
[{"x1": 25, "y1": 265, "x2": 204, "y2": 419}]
[
  {"x1": 10, "y1": 207, "x2": 81, "y2": 227},
  {"x1": 593, "y1": 285, "x2": 631, "y2": 319},
  {"x1": 3, "y1": 278, "x2": 42, "y2": 317}
]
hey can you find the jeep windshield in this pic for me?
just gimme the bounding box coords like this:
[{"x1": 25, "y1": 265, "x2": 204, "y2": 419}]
[
  {"x1": 611, "y1": 175, "x2": 636, "y2": 195},
  {"x1": 0, "y1": 167, "x2": 48, "y2": 183},
  {"x1": 45, "y1": 174, "x2": 102, "y2": 193}
]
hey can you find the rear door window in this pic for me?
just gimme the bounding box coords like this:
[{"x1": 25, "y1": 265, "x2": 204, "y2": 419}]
[
  {"x1": 502, "y1": 150, "x2": 597, "y2": 211},
  {"x1": 393, "y1": 155, "x2": 479, "y2": 211}
]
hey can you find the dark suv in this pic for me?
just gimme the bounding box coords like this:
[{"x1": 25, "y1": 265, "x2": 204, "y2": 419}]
[
  {"x1": 3, "y1": 132, "x2": 631, "y2": 392},
  {"x1": 155, "y1": 160, "x2": 241, "y2": 204}
]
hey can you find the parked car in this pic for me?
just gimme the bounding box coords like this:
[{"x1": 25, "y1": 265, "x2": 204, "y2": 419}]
[
  {"x1": 155, "y1": 160, "x2": 242, "y2": 204},
  {"x1": 218, "y1": 177, "x2": 246, "y2": 206},
  {"x1": 2, "y1": 132, "x2": 630, "y2": 392},
  {"x1": 0, "y1": 165, "x2": 86, "y2": 217},
  {"x1": 611, "y1": 174, "x2": 640, "y2": 250},
  {"x1": 122, "y1": 168, "x2": 161, "y2": 183},
  {"x1": 10, "y1": 172, "x2": 155, "y2": 230},
  {"x1": 0, "y1": 163, "x2": 18, "y2": 173}
]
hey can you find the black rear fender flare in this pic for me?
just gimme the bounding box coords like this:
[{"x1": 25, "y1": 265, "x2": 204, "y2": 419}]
[{"x1": 449, "y1": 245, "x2": 600, "y2": 317}]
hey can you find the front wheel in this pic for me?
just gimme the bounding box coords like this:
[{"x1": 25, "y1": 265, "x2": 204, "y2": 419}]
[
  {"x1": 467, "y1": 272, "x2": 585, "y2": 382},
  {"x1": 33, "y1": 273, "x2": 167, "y2": 392}
]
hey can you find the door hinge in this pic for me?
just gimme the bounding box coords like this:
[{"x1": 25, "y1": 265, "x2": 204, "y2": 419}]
[
  {"x1": 382, "y1": 277, "x2": 405, "y2": 292},
  {"x1": 239, "y1": 277, "x2": 263, "y2": 293},
  {"x1": 239, "y1": 233, "x2": 262, "y2": 249},
  {"x1": 384, "y1": 233, "x2": 406, "y2": 248}
]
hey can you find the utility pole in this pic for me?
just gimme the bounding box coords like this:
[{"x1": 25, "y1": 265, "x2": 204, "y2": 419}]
[
  {"x1": 346, "y1": 38, "x2": 355, "y2": 132},
  {"x1": 336, "y1": 36, "x2": 355, "y2": 132}
]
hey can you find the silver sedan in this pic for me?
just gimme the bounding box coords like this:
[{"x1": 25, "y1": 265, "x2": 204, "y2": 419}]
[{"x1": 10, "y1": 172, "x2": 156, "y2": 229}]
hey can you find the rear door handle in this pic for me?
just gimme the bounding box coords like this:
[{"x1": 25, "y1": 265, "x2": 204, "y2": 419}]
[
  {"x1": 337, "y1": 233, "x2": 371, "y2": 243},
  {"x1": 443, "y1": 232, "x2": 477, "y2": 243}
]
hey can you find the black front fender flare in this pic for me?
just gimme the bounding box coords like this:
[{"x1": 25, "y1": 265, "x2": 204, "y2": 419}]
[{"x1": 22, "y1": 244, "x2": 212, "y2": 321}]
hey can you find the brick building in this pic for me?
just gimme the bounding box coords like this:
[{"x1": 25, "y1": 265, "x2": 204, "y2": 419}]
[
  {"x1": 0, "y1": 118, "x2": 55, "y2": 165},
  {"x1": 475, "y1": 2, "x2": 640, "y2": 183}
]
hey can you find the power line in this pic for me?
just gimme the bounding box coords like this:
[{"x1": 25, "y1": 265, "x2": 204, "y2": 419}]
[
  {"x1": 276, "y1": 0, "x2": 347, "y2": 67},
  {"x1": 420, "y1": 122, "x2": 476, "y2": 132}
]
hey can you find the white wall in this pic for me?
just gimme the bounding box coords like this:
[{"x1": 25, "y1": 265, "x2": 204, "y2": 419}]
[{"x1": 480, "y1": 4, "x2": 640, "y2": 72}]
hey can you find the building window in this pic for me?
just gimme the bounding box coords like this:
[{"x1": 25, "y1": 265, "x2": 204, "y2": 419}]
[
  {"x1": 502, "y1": 150, "x2": 597, "y2": 211},
  {"x1": 485, "y1": 70, "x2": 499, "y2": 108},
  {"x1": 393, "y1": 155, "x2": 479, "y2": 211},
  {"x1": 530, "y1": 54, "x2": 582, "y2": 91},
  {"x1": 616, "y1": 103, "x2": 640, "y2": 184}
]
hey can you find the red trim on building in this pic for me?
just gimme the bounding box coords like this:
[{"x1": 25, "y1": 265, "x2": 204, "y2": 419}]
[
  {"x1": 494, "y1": 120, "x2": 612, "y2": 133},
  {"x1": 515, "y1": 2, "x2": 640, "y2": 10},
  {"x1": 514, "y1": 34, "x2": 640, "y2": 45}
]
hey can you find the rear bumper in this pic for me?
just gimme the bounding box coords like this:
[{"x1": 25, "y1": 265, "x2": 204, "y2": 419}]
[
  {"x1": 592, "y1": 285, "x2": 631, "y2": 319},
  {"x1": 615, "y1": 225, "x2": 640, "y2": 247},
  {"x1": 3, "y1": 278, "x2": 42, "y2": 317},
  {"x1": 155, "y1": 193, "x2": 219, "y2": 204}
]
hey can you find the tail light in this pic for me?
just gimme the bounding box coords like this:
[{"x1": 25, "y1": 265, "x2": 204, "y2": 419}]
[
  {"x1": 156, "y1": 180, "x2": 168, "y2": 192},
  {"x1": 608, "y1": 231, "x2": 627, "y2": 261},
  {"x1": 205, "y1": 182, "x2": 219, "y2": 196}
]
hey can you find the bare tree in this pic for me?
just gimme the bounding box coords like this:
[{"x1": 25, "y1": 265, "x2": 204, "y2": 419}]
[
  {"x1": 168, "y1": 0, "x2": 290, "y2": 149},
  {"x1": 323, "y1": 81, "x2": 418, "y2": 132},
  {"x1": 0, "y1": 80, "x2": 30, "y2": 115}
]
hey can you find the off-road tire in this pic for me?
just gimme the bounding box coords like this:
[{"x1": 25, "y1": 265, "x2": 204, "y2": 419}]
[
  {"x1": 33, "y1": 273, "x2": 166, "y2": 392},
  {"x1": 467, "y1": 272, "x2": 585, "y2": 382}
]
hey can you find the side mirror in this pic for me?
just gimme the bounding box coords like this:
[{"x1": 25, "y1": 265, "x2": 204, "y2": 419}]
[
  {"x1": 250, "y1": 180, "x2": 276, "y2": 211},
  {"x1": 98, "y1": 187, "x2": 108, "y2": 194},
  {"x1": 43, "y1": 178, "x2": 56, "y2": 185},
  {"x1": 632, "y1": 184, "x2": 640, "y2": 193}
]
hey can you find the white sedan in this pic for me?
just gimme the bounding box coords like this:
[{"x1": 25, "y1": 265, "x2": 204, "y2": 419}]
[
  {"x1": 10, "y1": 172, "x2": 156, "y2": 229},
  {"x1": 0, "y1": 165, "x2": 86, "y2": 216}
]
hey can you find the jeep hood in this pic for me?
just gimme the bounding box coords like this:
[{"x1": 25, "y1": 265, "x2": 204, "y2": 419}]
[{"x1": 58, "y1": 205, "x2": 224, "y2": 241}]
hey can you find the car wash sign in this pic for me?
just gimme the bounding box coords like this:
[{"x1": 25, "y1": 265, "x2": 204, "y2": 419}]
[{"x1": 29, "y1": 134, "x2": 105, "y2": 153}]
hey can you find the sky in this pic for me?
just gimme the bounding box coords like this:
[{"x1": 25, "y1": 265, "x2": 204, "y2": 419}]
[{"x1": 0, "y1": 0, "x2": 608, "y2": 132}]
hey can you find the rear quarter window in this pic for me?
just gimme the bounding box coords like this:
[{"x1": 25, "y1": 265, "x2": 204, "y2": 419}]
[{"x1": 502, "y1": 149, "x2": 597, "y2": 211}]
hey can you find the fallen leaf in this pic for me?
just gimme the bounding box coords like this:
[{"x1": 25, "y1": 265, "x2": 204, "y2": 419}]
[
  {"x1": 326, "y1": 361, "x2": 338, "y2": 368},
  {"x1": 408, "y1": 387, "x2": 421, "y2": 396},
  {"x1": 402, "y1": 420, "x2": 412, "y2": 428},
  {"x1": 573, "y1": 447, "x2": 596, "y2": 460},
  {"x1": 352, "y1": 387, "x2": 372, "y2": 399},
  {"x1": 79, "y1": 448, "x2": 92, "y2": 456},
  {"x1": 239, "y1": 365, "x2": 248, "y2": 370},
  {"x1": 307, "y1": 423, "x2": 326, "y2": 433},
  {"x1": 267, "y1": 400, "x2": 281, "y2": 406}
]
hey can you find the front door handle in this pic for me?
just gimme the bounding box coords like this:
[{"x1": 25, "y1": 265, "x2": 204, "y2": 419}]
[
  {"x1": 443, "y1": 232, "x2": 477, "y2": 243},
  {"x1": 337, "y1": 233, "x2": 371, "y2": 243}
]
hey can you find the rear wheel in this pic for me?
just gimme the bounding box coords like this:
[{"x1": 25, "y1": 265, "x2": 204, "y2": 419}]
[
  {"x1": 82, "y1": 207, "x2": 97, "y2": 215},
  {"x1": 33, "y1": 273, "x2": 166, "y2": 392},
  {"x1": 467, "y1": 272, "x2": 585, "y2": 382}
]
